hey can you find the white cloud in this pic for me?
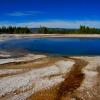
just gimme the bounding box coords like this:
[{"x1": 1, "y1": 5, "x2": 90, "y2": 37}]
[
  {"x1": 16, "y1": 20, "x2": 100, "y2": 28},
  {"x1": 0, "y1": 20, "x2": 100, "y2": 28},
  {"x1": 6, "y1": 11, "x2": 45, "y2": 16}
]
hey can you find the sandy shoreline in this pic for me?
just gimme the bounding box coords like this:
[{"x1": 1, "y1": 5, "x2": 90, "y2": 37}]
[{"x1": 0, "y1": 34, "x2": 100, "y2": 41}]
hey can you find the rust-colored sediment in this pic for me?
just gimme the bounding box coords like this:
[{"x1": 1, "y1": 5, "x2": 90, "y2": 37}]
[
  {"x1": 28, "y1": 58, "x2": 88, "y2": 100},
  {"x1": 0, "y1": 57, "x2": 65, "y2": 69},
  {"x1": 56, "y1": 59, "x2": 88, "y2": 100}
]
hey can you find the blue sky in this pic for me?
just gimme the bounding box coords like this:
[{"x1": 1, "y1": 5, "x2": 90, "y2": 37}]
[{"x1": 0, "y1": 0, "x2": 100, "y2": 28}]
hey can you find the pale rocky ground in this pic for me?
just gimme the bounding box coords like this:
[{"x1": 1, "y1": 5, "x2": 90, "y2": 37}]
[
  {"x1": 0, "y1": 52, "x2": 100, "y2": 100},
  {"x1": 0, "y1": 52, "x2": 75, "y2": 100},
  {"x1": 0, "y1": 53, "x2": 46, "y2": 64}
]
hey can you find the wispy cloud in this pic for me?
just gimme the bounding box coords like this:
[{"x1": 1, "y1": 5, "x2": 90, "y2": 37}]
[
  {"x1": 16, "y1": 20, "x2": 100, "y2": 28},
  {"x1": 6, "y1": 11, "x2": 45, "y2": 16},
  {"x1": 0, "y1": 20, "x2": 100, "y2": 28}
]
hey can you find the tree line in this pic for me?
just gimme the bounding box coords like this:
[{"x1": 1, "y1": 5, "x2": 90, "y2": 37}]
[
  {"x1": 0, "y1": 25, "x2": 100, "y2": 34},
  {"x1": 37, "y1": 27, "x2": 77, "y2": 34},
  {"x1": 0, "y1": 26, "x2": 31, "y2": 34},
  {"x1": 37, "y1": 26, "x2": 100, "y2": 34},
  {"x1": 79, "y1": 25, "x2": 100, "y2": 34}
]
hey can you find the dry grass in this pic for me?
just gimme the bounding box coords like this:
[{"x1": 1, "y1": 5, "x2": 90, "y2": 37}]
[{"x1": 27, "y1": 85, "x2": 60, "y2": 100}]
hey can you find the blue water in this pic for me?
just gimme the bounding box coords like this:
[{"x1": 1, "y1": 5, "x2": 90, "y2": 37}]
[{"x1": 0, "y1": 37, "x2": 100, "y2": 56}]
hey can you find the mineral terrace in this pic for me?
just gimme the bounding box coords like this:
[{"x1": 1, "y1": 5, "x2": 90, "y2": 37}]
[{"x1": 0, "y1": 35, "x2": 100, "y2": 100}]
